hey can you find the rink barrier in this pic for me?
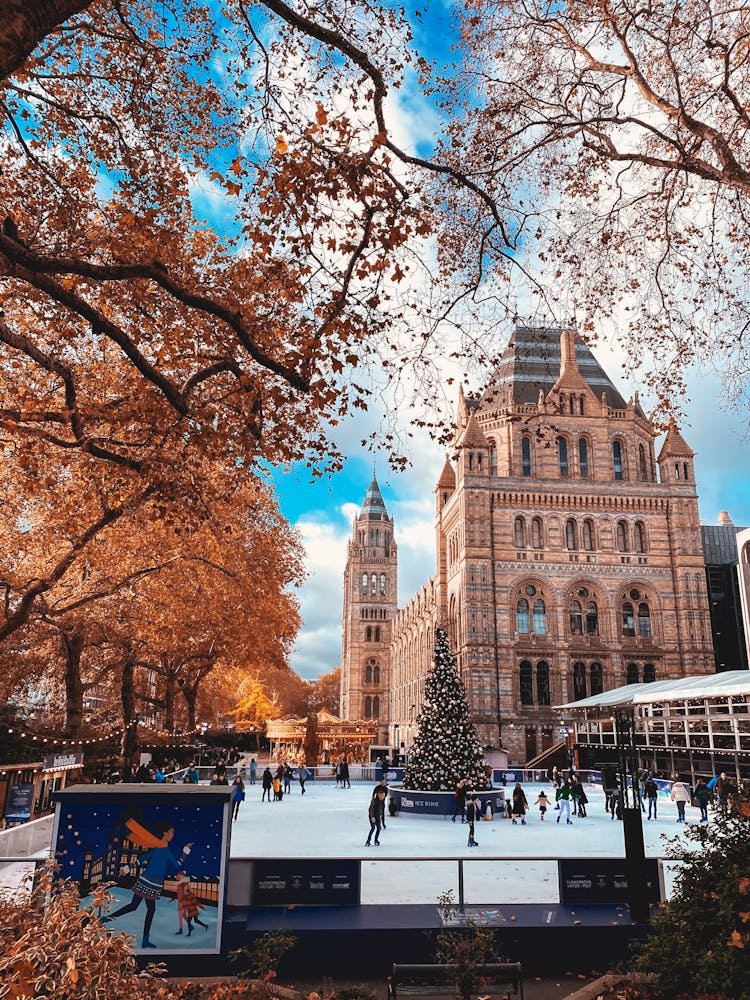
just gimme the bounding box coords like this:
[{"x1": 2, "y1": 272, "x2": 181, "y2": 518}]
[{"x1": 225, "y1": 855, "x2": 668, "y2": 912}]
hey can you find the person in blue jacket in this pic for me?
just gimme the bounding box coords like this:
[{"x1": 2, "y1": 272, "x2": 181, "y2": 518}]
[{"x1": 104, "y1": 819, "x2": 192, "y2": 948}]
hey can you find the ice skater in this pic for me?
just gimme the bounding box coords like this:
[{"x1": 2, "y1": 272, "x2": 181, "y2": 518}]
[
  {"x1": 465, "y1": 793, "x2": 480, "y2": 846},
  {"x1": 556, "y1": 778, "x2": 573, "y2": 824},
  {"x1": 644, "y1": 775, "x2": 659, "y2": 820},
  {"x1": 231, "y1": 775, "x2": 245, "y2": 820},
  {"x1": 532, "y1": 790, "x2": 550, "y2": 820},
  {"x1": 365, "y1": 788, "x2": 386, "y2": 846},
  {"x1": 261, "y1": 766, "x2": 273, "y2": 801},
  {"x1": 511, "y1": 782, "x2": 528, "y2": 825}
]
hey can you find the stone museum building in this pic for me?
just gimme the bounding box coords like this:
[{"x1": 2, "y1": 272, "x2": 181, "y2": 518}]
[{"x1": 340, "y1": 321, "x2": 716, "y2": 764}]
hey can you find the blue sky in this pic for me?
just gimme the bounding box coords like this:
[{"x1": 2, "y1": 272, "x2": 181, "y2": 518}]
[{"x1": 196, "y1": 1, "x2": 750, "y2": 681}]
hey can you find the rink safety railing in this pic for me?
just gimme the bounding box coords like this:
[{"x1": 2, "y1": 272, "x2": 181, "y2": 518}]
[{"x1": 1, "y1": 853, "x2": 679, "y2": 913}]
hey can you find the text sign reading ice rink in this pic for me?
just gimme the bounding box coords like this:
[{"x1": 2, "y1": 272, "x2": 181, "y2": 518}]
[
  {"x1": 252, "y1": 860, "x2": 360, "y2": 905},
  {"x1": 558, "y1": 858, "x2": 662, "y2": 905}
]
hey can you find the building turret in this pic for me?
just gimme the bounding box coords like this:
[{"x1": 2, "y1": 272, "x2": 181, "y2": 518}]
[{"x1": 657, "y1": 422, "x2": 695, "y2": 484}]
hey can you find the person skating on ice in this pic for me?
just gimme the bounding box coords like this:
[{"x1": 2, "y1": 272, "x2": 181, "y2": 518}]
[
  {"x1": 465, "y1": 793, "x2": 480, "y2": 846},
  {"x1": 532, "y1": 790, "x2": 549, "y2": 820},
  {"x1": 365, "y1": 788, "x2": 386, "y2": 846}
]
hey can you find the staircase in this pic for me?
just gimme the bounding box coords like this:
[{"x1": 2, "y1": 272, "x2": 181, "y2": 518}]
[{"x1": 525, "y1": 740, "x2": 567, "y2": 771}]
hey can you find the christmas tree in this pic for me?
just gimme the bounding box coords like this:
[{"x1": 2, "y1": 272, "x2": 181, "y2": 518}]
[{"x1": 403, "y1": 627, "x2": 490, "y2": 791}]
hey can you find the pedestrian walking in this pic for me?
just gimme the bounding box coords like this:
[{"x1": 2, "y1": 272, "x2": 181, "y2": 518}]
[
  {"x1": 452, "y1": 778, "x2": 468, "y2": 823},
  {"x1": 670, "y1": 779, "x2": 691, "y2": 823},
  {"x1": 532, "y1": 790, "x2": 550, "y2": 820},
  {"x1": 465, "y1": 794, "x2": 480, "y2": 846},
  {"x1": 365, "y1": 788, "x2": 386, "y2": 846},
  {"x1": 261, "y1": 766, "x2": 273, "y2": 802},
  {"x1": 231, "y1": 776, "x2": 245, "y2": 820},
  {"x1": 511, "y1": 782, "x2": 528, "y2": 825},
  {"x1": 556, "y1": 778, "x2": 573, "y2": 824},
  {"x1": 249, "y1": 758, "x2": 257, "y2": 785}
]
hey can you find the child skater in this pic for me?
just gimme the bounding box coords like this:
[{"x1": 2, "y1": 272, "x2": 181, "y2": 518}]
[
  {"x1": 175, "y1": 872, "x2": 209, "y2": 935},
  {"x1": 532, "y1": 789, "x2": 550, "y2": 820}
]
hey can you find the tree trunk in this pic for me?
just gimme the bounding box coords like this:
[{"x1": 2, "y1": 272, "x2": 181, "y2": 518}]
[
  {"x1": 163, "y1": 656, "x2": 176, "y2": 733},
  {"x1": 0, "y1": 1, "x2": 93, "y2": 83},
  {"x1": 62, "y1": 628, "x2": 85, "y2": 737},
  {"x1": 181, "y1": 683, "x2": 198, "y2": 732},
  {"x1": 120, "y1": 653, "x2": 137, "y2": 779}
]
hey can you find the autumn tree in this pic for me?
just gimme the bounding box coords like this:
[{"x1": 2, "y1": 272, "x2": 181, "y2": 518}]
[
  {"x1": 446, "y1": 0, "x2": 750, "y2": 419},
  {"x1": 312, "y1": 667, "x2": 341, "y2": 715}
]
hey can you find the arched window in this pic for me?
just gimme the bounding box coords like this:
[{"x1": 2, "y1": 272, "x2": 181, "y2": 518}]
[
  {"x1": 558, "y1": 436, "x2": 569, "y2": 477},
  {"x1": 490, "y1": 441, "x2": 498, "y2": 475},
  {"x1": 622, "y1": 601, "x2": 635, "y2": 636},
  {"x1": 536, "y1": 660, "x2": 550, "y2": 705},
  {"x1": 638, "y1": 602, "x2": 652, "y2": 638},
  {"x1": 380, "y1": 573, "x2": 387, "y2": 595},
  {"x1": 578, "y1": 438, "x2": 589, "y2": 478},
  {"x1": 516, "y1": 598, "x2": 530, "y2": 633},
  {"x1": 613, "y1": 440, "x2": 624, "y2": 480},
  {"x1": 616, "y1": 520, "x2": 629, "y2": 552},
  {"x1": 374, "y1": 626, "x2": 381, "y2": 642},
  {"x1": 370, "y1": 573, "x2": 377, "y2": 595},
  {"x1": 514, "y1": 516, "x2": 527, "y2": 549},
  {"x1": 533, "y1": 599, "x2": 547, "y2": 634},
  {"x1": 531, "y1": 517, "x2": 543, "y2": 549},
  {"x1": 362, "y1": 573, "x2": 368, "y2": 592},
  {"x1": 683, "y1": 462, "x2": 689, "y2": 481},
  {"x1": 366, "y1": 626, "x2": 372, "y2": 642},
  {"x1": 589, "y1": 662, "x2": 603, "y2": 695},
  {"x1": 582, "y1": 518, "x2": 595, "y2": 551},
  {"x1": 365, "y1": 665, "x2": 372, "y2": 684},
  {"x1": 373, "y1": 695, "x2": 380, "y2": 718},
  {"x1": 364, "y1": 696, "x2": 372, "y2": 718},
  {"x1": 521, "y1": 436, "x2": 532, "y2": 477},
  {"x1": 643, "y1": 663, "x2": 656, "y2": 683},
  {"x1": 373, "y1": 664, "x2": 380, "y2": 684},
  {"x1": 674, "y1": 462, "x2": 680, "y2": 480},
  {"x1": 586, "y1": 601, "x2": 599, "y2": 634},
  {"x1": 639, "y1": 444, "x2": 648, "y2": 481},
  {"x1": 569, "y1": 600, "x2": 583, "y2": 635},
  {"x1": 634, "y1": 522, "x2": 647, "y2": 553},
  {"x1": 573, "y1": 661, "x2": 587, "y2": 701},
  {"x1": 626, "y1": 663, "x2": 639, "y2": 685},
  {"x1": 565, "y1": 518, "x2": 578, "y2": 550},
  {"x1": 520, "y1": 660, "x2": 534, "y2": 705}
]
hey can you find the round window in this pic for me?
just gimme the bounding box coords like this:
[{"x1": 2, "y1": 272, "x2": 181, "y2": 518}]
[
  {"x1": 629, "y1": 588, "x2": 641, "y2": 600},
  {"x1": 525, "y1": 585, "x2": 537, "y2": 597},
  {"x1": 369, "y1": 658, "x2": 376, "y2": 665},
  {"x1": 577, "y1": 587, "x2": 589, "y2": 598}
]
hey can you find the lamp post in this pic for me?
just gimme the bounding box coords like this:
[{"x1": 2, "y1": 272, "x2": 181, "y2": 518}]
[{"x1": 614, "y1": 707, "x2": 650, "y2": 924}]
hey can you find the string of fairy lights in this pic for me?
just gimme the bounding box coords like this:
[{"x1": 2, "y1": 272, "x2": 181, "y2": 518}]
[{"x1": 0, "y1": 723, "x2": 203, "y2": 751}]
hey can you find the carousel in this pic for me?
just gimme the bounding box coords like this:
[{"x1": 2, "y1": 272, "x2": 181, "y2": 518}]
[{"x1": 266, "y1": 709, "x2": 375, "y2": 765}]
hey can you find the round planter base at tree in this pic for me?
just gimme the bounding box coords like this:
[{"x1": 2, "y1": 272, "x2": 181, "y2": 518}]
[{"x1": 402, "y1": 627, "x2": 490, "y2": 792}]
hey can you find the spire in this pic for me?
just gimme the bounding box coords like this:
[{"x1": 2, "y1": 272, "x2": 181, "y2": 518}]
[
  {"x1": 360, "y1": 473, "x2": 389, "y2": 520},
  {"x1": 456, "y1": 410, "x2": 489, "y2": 449},
  {"x1": 657, "y1": 421, "x2": 695, "y2": 459},
  {"x1": 559, "y1": 327, "x2": 579, "y2": 379},
  {"x1": 436, "y1": 455, "x2": 456, "y2": 491}
]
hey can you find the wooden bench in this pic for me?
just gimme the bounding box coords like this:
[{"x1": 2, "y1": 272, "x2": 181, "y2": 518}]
[{"x1": 387, "y1": 962, "x2": 523, "y2": 1000}]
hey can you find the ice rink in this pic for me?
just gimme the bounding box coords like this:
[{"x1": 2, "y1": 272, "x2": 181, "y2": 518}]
[{"x1": 229, "y1": 777, "x2": 694, "y2": 905}]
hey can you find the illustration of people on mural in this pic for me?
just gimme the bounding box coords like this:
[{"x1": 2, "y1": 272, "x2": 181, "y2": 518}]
[{"x1": 54, "y1": 798, "x2": 228, "y2": 953}]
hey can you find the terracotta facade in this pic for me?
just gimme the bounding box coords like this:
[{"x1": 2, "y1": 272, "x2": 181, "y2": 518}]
[{"x1": 341, "y1": 322, "x2": 715, "y2": 765}]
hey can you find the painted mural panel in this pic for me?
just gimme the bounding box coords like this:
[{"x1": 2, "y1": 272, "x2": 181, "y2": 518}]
[{"x1": 52, "y1": 786, "x2": 231, "y2": 955}]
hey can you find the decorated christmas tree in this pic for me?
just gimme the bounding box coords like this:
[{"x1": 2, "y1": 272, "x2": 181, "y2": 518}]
[{"x1": 403, "y1": 627, "x2": 490, "y2": 791}]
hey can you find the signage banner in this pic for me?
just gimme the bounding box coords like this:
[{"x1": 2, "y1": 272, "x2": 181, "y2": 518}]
[
  {"x1": 252, "y1": 859, "x2": 360, "y2": 905},
  {"x1": 392, "y1": 789, "x2": 505, "y2": 816},
  {"x1": 558, "y1": 857, "x2": 661, "y2": 905},
  {"x1": 5, "y1": 783, "x2": 34, "y2": 823},
  {"x1": 43, "y1": 752, "x2": 84, "y2": 772}
]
